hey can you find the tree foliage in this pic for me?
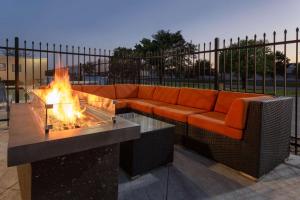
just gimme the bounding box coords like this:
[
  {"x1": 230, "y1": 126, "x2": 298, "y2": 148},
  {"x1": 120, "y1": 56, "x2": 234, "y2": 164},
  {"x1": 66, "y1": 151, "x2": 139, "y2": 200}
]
[
  {"x1": 110, "y1": 47, "x2": 141, "y2": 83},
  {"x1": 110, "y1": 30, "x2": 292, "y2": 85},
  {"x1": 134, "y1": 30, "x2": 189, "y2": 53},
  {"x1": 82, "y1": 62, "x2": 96, "y2": 74},
  {"x1": 111, "y1": 30, "x2": 200, "y2": 83},
  {"x1": 219, "y1": 39, "x2": 290, "y2": 80}
]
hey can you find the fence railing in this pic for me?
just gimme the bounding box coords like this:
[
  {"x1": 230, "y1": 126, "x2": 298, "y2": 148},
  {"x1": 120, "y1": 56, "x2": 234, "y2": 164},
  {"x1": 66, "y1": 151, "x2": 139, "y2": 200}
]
[
  {"x1": 0, "y1": 38, "x2": 111, "y2": 104},
  {"x1": 0, "y1": 28, "x2": 299, "y2": 154}
]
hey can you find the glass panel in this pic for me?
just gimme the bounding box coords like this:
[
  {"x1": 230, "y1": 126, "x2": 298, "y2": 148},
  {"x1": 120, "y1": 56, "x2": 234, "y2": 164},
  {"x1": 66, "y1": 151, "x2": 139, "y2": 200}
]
[
  {"x1": 29, "y1": 90, "x2": 114, "y2": 133},
  {"x1": 117, "y1": 112, "x2": 174, "y2": 133}
]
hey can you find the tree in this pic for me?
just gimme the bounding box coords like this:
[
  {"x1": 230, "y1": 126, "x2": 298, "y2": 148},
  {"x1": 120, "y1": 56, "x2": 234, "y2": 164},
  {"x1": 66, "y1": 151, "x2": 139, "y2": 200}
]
[
  {"x1": 135, "y1": 30, "x2": 195, "y2": 83},
  {"x1": 194, "y1": 59, "x2": 213, "y2": 77},
  {"x1": 134, "y1": 30, "x2": 188, "y2": 53},
  {"x1": 110, "y1": 47, "x2": 141, "y2": 83},
  {"x1": 82, "y1": 62, "x2": 96, "y2": 75},
  {"x1": 136, "y1": 30, "x2": 195, "y2": 74},
  {"x1": 275, "y1": 51, "x2": 290, "y2": 75},
  {"x1": 219, "y1": 39, "x2": 290, "y2": 88},
  {"x1": 110, "y1": 30, "x2": 215, "y2": 84}
]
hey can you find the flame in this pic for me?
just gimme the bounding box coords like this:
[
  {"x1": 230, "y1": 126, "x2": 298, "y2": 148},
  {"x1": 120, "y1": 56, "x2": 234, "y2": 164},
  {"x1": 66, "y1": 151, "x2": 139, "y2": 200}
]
[{"x1": 35, "y1": 67, "x2": 85, "y2": 124}]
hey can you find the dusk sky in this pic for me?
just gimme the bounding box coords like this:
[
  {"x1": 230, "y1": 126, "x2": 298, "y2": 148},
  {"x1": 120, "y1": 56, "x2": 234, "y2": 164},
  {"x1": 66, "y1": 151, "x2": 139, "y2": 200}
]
[{"x1": 1, "y1": 0, "x2": 300, "y2": 52}]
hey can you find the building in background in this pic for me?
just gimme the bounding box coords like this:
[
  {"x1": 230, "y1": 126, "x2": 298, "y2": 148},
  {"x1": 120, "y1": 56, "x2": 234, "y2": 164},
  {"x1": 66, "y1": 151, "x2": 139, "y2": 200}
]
[{"x1": 0, "y1": 56, "x2": 47, "y2": 88}]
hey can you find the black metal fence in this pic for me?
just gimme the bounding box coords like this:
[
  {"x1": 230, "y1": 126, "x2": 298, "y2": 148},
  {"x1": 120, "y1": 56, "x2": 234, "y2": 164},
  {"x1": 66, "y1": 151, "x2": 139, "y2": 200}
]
[{"x1": 0, "y1": 28, "x2": 299, "y2": 154}]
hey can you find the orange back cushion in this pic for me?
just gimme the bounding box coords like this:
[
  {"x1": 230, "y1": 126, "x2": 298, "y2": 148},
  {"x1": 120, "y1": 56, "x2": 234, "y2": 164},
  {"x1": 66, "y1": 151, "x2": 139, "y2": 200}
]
[
  {"x1": 225, "y1": 96, "x2": 273, "y2": 129},
  {"x1": 138, "y1": 85, "x2": 156, "y2": 99},
  {"x1": 115, "y1": 84, "x2": 138, "y2": 99},
  {"x1": 177, "y1": 88, "x2": 218, "y2": 111},
  {"x1": 93, "y1": 85, "x2": 116, "y2": 99},
  {"x1": 214, "y1": 91, "x2": 262, "y2": 114},
  {"x1": 152, "y1": 86, "x2": 180, "y2": 104},
  {"x1": 72, "y1": 85, "x2": 82, "y2": 91},
  {"x1": 81, "y1": 85, "x2": 99, "y2": 94}
]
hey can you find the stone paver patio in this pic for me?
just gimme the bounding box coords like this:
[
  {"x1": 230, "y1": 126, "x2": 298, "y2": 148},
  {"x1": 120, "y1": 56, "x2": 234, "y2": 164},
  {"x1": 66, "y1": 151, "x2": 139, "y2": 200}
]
[{"x1": 1, "y1": 126, "x2": 300, "y2": 200}]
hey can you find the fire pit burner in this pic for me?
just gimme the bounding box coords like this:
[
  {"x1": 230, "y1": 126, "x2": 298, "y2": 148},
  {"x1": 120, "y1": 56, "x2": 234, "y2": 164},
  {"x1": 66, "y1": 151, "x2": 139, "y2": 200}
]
[
  {"x1": 29, "y1": 67, "x2": 116, "y2": 133},
  {"x1": 30, "y1": 91, "x2": 114, "y2": 133}
]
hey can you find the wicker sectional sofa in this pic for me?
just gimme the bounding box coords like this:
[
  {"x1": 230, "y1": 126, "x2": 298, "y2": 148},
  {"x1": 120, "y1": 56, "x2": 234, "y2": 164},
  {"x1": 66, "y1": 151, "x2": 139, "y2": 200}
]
[{"x1": 72, "y1": 84, "x2": 293, "y2": 178}]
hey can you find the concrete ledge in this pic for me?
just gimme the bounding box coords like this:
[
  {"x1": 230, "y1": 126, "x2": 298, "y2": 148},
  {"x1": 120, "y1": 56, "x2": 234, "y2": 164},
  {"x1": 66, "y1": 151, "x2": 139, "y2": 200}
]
[{"x1": 7, "y1": 104, "x2": 140, "y2": 167}]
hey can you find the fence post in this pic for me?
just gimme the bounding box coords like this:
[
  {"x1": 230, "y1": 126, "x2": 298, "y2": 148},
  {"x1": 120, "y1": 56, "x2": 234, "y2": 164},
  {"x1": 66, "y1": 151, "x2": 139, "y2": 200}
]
[
  {"x1": 15, "y1": 37, "x2": 20, "y2": 103},
  {"x1": 138, "y1": 55, "x2": 141, "y2": 84},
  {"x1": 214, "y1": 37, "x2": 219, "y2": 90},
  {"x1": 79, "y1": 63, "x2": 82, "y2": 83}
]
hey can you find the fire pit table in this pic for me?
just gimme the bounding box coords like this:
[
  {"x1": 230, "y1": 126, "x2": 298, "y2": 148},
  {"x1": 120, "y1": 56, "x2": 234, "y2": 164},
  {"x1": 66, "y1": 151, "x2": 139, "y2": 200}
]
[
  {"x1": 118, "y1": 112, "x2": 175, "y2": 178},
  {"x1": 7, "y1": 104, "x2": 140, "y2": 200}
]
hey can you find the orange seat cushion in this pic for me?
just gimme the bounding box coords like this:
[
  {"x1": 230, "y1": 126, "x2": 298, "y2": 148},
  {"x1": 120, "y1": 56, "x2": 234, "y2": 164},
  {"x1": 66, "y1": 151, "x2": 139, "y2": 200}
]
[
  {"x1": 177, "y1": 88, "x2": 218, "y2": 110},
  {"x1": 115, "y1": 98, "x2": 140, "y2": 110},
  {"x1": 138, "y1": 85, "x2": 156, "y2": 99},
  {"x1": 153, "y1": 105, "x2": 207, "y2": 123},
  {"x1": 115, "y1": 84, "x2": 138, "y2": 99},
  {"x1": 129, "y1": 99, "x2": 169, "y2": 114},
  {"x1": 188, "y1": 112, "x2": 243, "y2": 140},
  {"x1": 152, "y1": 86, "x2": 180, "y2": 104},
  {"x1": 92, "y1": 85, "x2": 116, "y2": 99},
  {"x1": 115, "y1": 99, "x2": 128, "y2": 110},
  {"x1": 72, "y1": 85, "x2": 82, "y2": 91},
  {"x1": 214, "y1": 91, "x2": 263, "y2": 114},
  {"x1": 225, "y1": 96, "x2": 273, "y2": 130}
]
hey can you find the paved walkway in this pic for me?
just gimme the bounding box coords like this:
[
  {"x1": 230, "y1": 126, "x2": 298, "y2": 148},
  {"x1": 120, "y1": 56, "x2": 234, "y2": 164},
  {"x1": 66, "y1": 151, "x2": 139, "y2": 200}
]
[
  {"x1": 1, "y1": 128, "x2": 300, "y2": 200},
  {"x1": 0, "y1": 129, "x2": 20, "y2": 200}
]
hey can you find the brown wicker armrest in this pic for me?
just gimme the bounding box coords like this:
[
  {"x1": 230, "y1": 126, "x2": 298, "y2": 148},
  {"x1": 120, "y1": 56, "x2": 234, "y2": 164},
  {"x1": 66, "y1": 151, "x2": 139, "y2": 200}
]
[{"x1": 243, "y1": 96, "x2": 293, "y2": 177}]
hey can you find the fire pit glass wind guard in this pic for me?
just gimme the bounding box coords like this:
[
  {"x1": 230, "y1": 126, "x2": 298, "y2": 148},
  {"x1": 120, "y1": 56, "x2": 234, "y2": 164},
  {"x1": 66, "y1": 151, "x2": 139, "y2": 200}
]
[{"x1": 29, "y1": 91, "x2": 116, "y2": 134}]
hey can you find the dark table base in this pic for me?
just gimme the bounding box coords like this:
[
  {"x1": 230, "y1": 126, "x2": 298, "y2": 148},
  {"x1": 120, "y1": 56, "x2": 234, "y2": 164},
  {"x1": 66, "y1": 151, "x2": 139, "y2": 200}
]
[
  {"x1": 18, "y1": 144, "x2": 119, "y2": 200},
  {"x1": 120, "y1": 127, "x2": 174, "y2": 177}
]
